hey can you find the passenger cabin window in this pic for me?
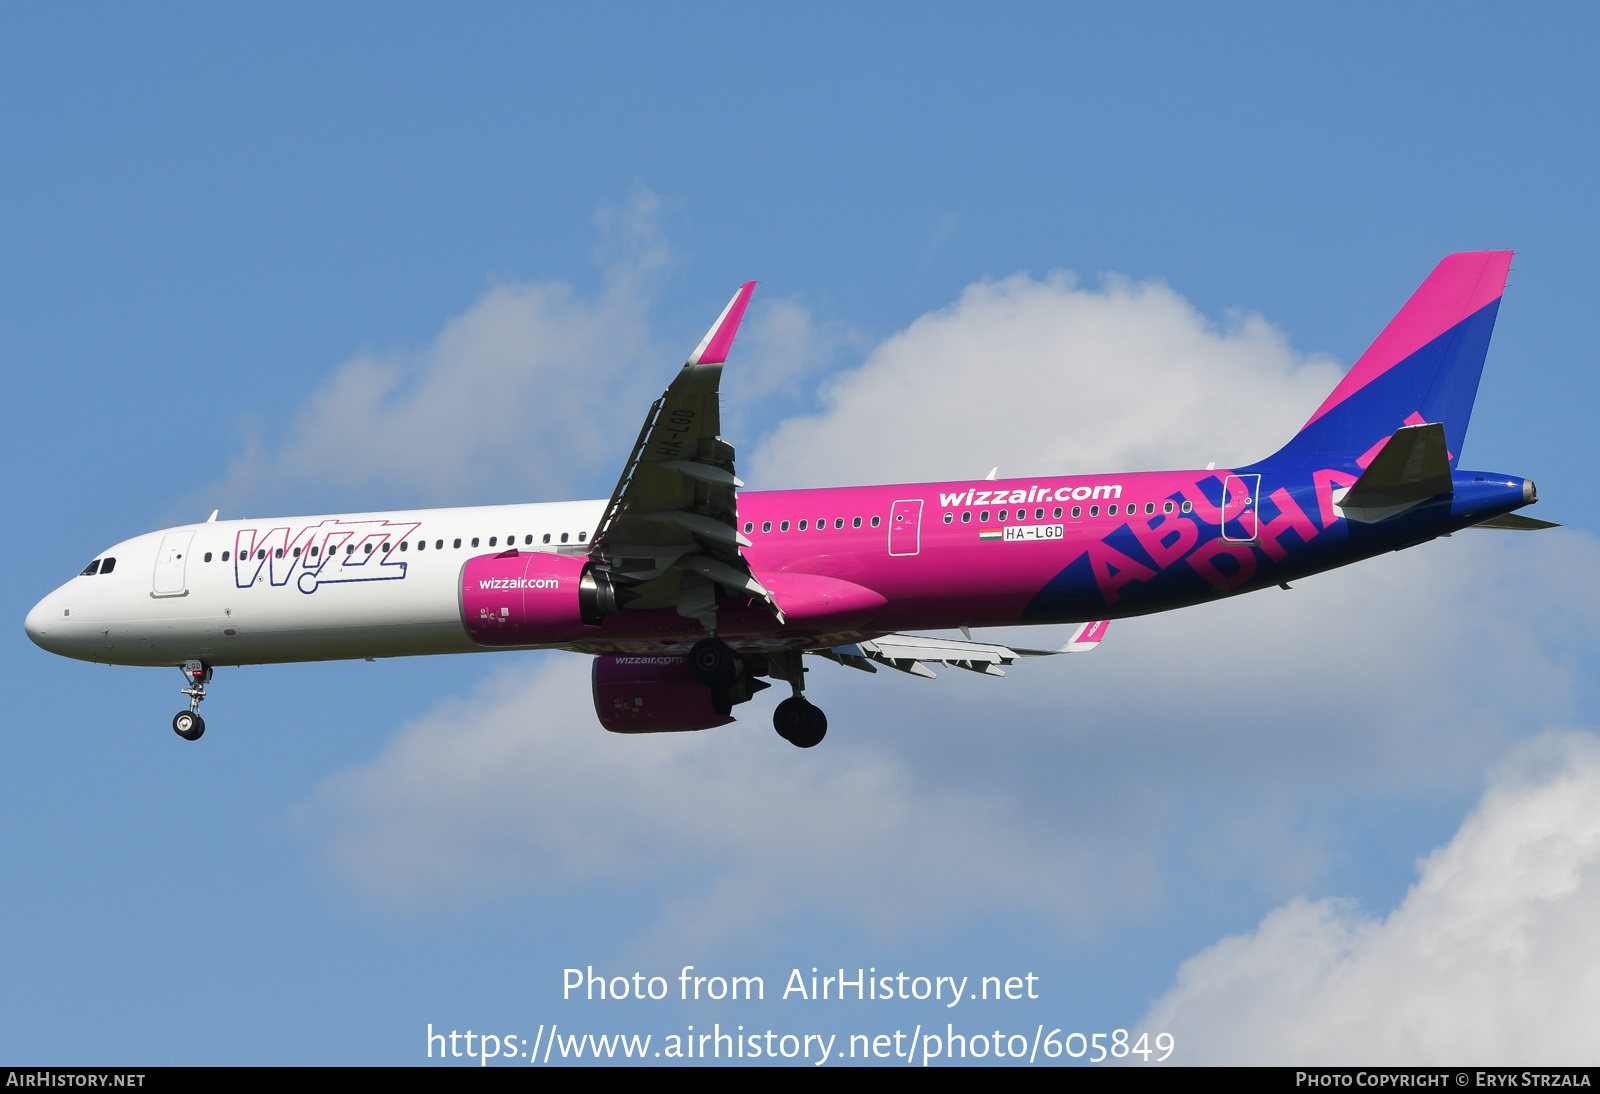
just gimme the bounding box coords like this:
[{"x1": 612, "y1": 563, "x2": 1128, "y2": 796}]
[
  {"x1": 1072, "y1": 506, "x2": 1081, "y2": 518},
  {"x1": 310, "y1": 547, "x2": 318, "y2": 557},
  {"x1": 578, "y1": 532, "x2": 587, "y2": 542},
  {"x1": 489, "y1": 537, "x2": 497, "y2": 547},
  {"x1": 525, "y1": 535, "x2": 533, "y2": 545},
  {"x1": 560, "y1": 533, "x2": 569, "y2": 543},
  {"x1": 436, "y1": 539, "x2": 444, "y2": 549},
  {"x1": 1181, "y1": 501, "x2": 1193, "y2": 514},
  {"x1": 1053, "y1": 507, "x2": 1062, "y2": 519},
  {"x1": 292, "y1": 547, "x2": 301, "y2": 557},
  {"x1": 80, "y1": 560, "x2": 100, "y2": 576},
  {"x1": 204, "y1": 552, "x2": 213, "y2": 563},
  {"x1": 471, "y1": 538, "x2": 480, "y2": 547},
  {"x1": 779, "y1": 521, "x2": 790, "y2": 532},
  {"x1": 744, "y1": 522, "x2": 754, "y2": 533},
  {"x1": 943, "y1": 513, "x2": 953, "y2": 523},
  {"x1": 871, "y1": 516, "x2": 881, "y2": 527},
  {"x1": 1164, "y1": 501, "x2": 1174, "y2": 514},
  {"x1": 1090, "y1": 505, "x2": 1100, "y2": 517},
  {"x1": 453, "y1": 538, "x2": 462, "y2": 548},
  {"x1": 962, "y1": 512, "x2": 971, "y2": 523},
  {"x1": 762, "y1": 521, "x2": 771, "y2": 533},
  {"x1": 852, "y1": 517, "x2": 862, "y2": 528},
  {"x1": 542, "y1": 534, "x2": 551, "y2": 544},
  {"x1": 799, "y1": 520, "x2": 808, "y2": 530},
  {"x1": 399, "y1": 542, "x2": 407, "y2": 551},
  {"x1": 222, "y1": 551, "x2": 231, "y2": 561}
]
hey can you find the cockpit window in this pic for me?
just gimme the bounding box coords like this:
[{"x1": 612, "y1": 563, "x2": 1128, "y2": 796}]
[
  {"x1": 99, "y1": 558, "x2": 116, "y2": 574},
  {"x1": 80, "y1": 560, "x2": 100, "y2": 576}
]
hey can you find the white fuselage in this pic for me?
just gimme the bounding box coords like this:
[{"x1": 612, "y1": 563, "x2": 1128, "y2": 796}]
[{"x1": 24, "y1": 500, "x2": 607, "y2": 667}]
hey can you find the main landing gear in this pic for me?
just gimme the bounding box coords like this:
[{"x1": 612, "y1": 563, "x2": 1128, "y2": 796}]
[
  {"x1": 174, "y1": 659, "x2": 210, "y2": 741},
  {"x1": 688, "y1": 636, "x2": 742, "y2": 689},
  {"x1": 767, "y1": 651, "x2": 827, "y2": 749},
  {"x1": 688, "y1": 639, "x2": 827, "y2": 748}
]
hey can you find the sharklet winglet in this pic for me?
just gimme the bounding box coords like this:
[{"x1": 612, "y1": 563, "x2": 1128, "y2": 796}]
[{"x1": 687, "y1": 281, "x2": 756, "y2": 366}]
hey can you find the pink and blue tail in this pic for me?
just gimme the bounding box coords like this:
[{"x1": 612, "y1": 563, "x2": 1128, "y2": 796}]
[{"x1": 1260, "y1": 251, "x2": 1513, "y2": 471}]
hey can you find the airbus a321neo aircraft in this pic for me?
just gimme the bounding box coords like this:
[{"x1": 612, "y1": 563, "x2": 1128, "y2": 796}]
[{"x1": 26, "y1": 252, "x2": 1554, "y2": 747}]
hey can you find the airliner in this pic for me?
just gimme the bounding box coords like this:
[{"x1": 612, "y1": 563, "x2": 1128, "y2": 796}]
[{"x1": 25, "y1": 252, "x2": 1553, "y2": 747}]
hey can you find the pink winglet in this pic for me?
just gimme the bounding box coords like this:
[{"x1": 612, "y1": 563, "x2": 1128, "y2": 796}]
[
  {"x1": 687, "y1": 281, "x2": 757, "y2": 366},
  {"x1": 1066, "y1": 619, "x2": 1109, "y2": 651},
  {"x1": 1303, "y1": 251, "x2": 1513, "y2": 428}
]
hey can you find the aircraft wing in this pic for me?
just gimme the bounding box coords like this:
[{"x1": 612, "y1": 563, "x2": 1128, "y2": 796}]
[
  {"x1": 589, "y1": 282, "x2": 781, "y2": 627},
  {"x1": 813, "y1": 621, "x2": 1110, "y2": 678}
]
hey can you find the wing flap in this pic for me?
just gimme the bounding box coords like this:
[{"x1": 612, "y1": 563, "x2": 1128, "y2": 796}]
[{"x1": 816, "y1": 623, "x2": 1111, "y2": 678}]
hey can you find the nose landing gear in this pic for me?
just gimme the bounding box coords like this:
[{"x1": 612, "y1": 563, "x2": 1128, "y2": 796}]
[{"x1": 174, "y1": 660, "x2": 210, "y2": 741}]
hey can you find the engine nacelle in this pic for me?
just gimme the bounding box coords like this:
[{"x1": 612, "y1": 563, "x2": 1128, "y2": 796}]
[
  {"x1": 592, "y1": 655, "x2": 734, "y2": 733},
  {"x1": 460, "y1": 550, "x2": 620, "y2": 646}
]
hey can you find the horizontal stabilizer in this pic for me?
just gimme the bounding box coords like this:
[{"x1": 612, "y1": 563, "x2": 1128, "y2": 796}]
[
  {"x1": 1470, "y1": 513, "x2": 1561, "y2": 530},
  {"x1": 1336, "y1": 423, "x2": 1452, "y2": 523}
]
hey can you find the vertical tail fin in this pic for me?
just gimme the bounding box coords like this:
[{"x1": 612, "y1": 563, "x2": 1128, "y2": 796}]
[{"x1": 1265, "y1": 251, "x2": 1513, "y2": 469}]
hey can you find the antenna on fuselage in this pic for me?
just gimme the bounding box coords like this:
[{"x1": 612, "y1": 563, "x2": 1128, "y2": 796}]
[
  {"x1": 206, "y1": 509, "x2": 218, "y2": 522},
  {"x1": 984, "y1": 468, "x2": 998, "y2": 480}
]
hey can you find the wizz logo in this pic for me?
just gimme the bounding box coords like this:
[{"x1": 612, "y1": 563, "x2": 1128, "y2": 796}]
[{"x1": 234, "y1": 519, "x2": 422, "y2": 594}]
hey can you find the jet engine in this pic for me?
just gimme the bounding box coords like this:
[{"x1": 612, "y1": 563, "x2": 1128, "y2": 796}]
[
  {"x1": 460, "y1": 550, "x2": 623, "y2": 646},
  {"x1": 592, "y1": 654, "x2": 735, "y2": 733}
]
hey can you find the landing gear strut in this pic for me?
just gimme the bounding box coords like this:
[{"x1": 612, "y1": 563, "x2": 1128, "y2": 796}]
[
  {"x1": 174, "y1": 659, "x2": 210, "y2": 741},
  {"x1": 769, "y1": 651, "x2": 827, "y2": 749}
]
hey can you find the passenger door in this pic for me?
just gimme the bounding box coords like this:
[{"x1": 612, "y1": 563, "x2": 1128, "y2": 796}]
[
  {"x1": 1220, "y1": 474, "x2": 1261, "y2": 542},
  {"x1": 152, "y1": 531, "x2": 194, "y2": 597},
  {"x1": 888, "y1": 499, "x2": 923, "y2": 556}
]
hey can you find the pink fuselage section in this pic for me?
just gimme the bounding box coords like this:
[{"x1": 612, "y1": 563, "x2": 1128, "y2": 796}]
[
  {"x1": 569, "y1": 458, "x2": 1527, "y2": 656},
  {"x1": 573, "y1": 467, "x2": 1294, "y2": 655}
]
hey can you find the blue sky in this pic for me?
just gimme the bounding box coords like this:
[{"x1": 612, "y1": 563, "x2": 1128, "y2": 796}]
[{"x1": 4, "y1": 4, "x2": 1599, "y2": 1065}]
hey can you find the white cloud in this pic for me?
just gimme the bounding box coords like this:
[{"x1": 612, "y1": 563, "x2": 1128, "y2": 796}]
[
  {"x1": 748, "y1": 271, "x2": 1342, "y2": 489},
  {"x1": 1139, "y1": 731, "x2": 1600, "y2": 1065},
  {"x1": 299, "y1": 653, "x2": 1154, "y2": 944},
  {"x1": 215, "y1": 191, "x2": 672, "y2": 511},
  {"x1": 719, "y1": 295, "x2": 861, "y2": 445}
]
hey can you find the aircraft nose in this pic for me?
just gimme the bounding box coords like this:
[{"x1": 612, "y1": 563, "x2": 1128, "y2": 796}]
[{"x1": 24, "y1": 595, "x2": 58, "y2": 652}]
